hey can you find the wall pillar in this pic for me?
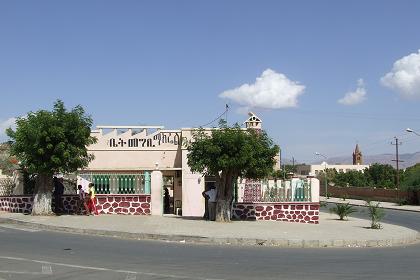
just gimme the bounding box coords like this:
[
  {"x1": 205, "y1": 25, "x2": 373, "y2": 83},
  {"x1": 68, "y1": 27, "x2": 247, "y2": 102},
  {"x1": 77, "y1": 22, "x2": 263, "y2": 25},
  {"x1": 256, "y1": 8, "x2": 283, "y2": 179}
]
[
  {"x1": 12, "y1": 169, "x2": 24, "y2": 195},
  {"x1": 151, "y1": 170, "x2": 163, "y2": 216},
  {"x1": 144, "y1": 171, "x2": 151, "y2": 194},
  {"x1": 309, "y1": 177, "x2": 320, "y2": 202}
]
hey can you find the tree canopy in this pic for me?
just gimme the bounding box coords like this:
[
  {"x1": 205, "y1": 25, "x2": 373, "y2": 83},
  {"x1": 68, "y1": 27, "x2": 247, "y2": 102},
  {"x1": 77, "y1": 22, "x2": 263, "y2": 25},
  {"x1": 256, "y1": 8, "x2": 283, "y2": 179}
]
[
  {"x1": 6, "y1": 100, "x2": 96, "y2": 215},
  {"x1": 7, "y1": 100, "x2": 96, "y2": 175},
  {"x1": 318, "y1": 163, "x2": 399, "y2": 189},
  {"x1": 401, "y1": 163, "x2": 420, "y2": 188},
  {"x1": 187, "y1": 122, "x2": 279, "y2": 222}
]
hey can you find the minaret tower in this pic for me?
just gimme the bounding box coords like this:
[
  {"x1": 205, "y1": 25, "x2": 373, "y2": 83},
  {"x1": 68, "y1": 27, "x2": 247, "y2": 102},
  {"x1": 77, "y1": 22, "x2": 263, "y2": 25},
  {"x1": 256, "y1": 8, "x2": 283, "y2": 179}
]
[
  {"x1": 244, "y1": 112, "x2": 262, "y2": 130},
  {"x1": 352, "y1": 144, "x2": 363, "y2": 165}
]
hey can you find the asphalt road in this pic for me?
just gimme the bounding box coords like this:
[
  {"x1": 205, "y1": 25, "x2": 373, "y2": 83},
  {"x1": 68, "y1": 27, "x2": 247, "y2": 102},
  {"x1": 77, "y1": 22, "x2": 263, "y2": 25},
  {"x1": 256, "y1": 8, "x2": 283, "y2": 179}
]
[
  {"x1": 0, "y1": 207, "x2": 419, "y2": 280},
  {"x1": 322, "y1": 202, "x2": 420, "y2": 231}
]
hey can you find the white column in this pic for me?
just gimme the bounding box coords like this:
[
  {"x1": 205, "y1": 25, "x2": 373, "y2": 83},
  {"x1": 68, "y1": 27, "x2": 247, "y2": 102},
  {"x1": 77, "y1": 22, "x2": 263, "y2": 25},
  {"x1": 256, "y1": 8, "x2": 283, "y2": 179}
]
[
  {"x1": 181, "y1": 149, "x2": 205, "y2": 217},
  {"x1": 309, "y1": 177, "x2": 320, "y2": 202},
  {"x1": 151, "y1": 170, "x2": 163, "y2": 216},
  {"x1": 182, "y1": 172, "x2": 205, "y2": 216}
]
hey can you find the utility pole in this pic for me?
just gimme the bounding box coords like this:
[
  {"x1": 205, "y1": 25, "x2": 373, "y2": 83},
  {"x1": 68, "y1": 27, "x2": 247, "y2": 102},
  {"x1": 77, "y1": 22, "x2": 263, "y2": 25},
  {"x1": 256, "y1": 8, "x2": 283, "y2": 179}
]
[
  {"x1": 292, "y1": 157, "x2": 295, "y2": 174},
  {"x1": 279, "y1": 148, "x2": 286, "y2": 180},
  {"x1": 391, "y1": 137, "x2": 403, "y2": 199}
]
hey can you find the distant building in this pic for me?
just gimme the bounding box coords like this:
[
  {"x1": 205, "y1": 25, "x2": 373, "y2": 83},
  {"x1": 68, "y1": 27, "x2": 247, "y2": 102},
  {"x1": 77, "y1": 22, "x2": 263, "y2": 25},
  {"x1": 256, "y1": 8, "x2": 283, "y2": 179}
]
[
  {"x1": 353, "y1": 144, "x2": 363, "y2": 165},
  {"x1": 296, "y1": 163, "x2": 369, "y2": 176},
  {"x1": 296, "y1": 145, "x2": 369, "y2": 176}
]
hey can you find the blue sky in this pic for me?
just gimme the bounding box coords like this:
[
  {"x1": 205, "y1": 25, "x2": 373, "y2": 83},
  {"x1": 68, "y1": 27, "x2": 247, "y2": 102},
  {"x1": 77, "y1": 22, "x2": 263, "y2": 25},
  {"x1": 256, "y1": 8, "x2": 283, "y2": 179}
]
[{"x1": 1, "y1": 0, "x2": 420, "y2": 164}]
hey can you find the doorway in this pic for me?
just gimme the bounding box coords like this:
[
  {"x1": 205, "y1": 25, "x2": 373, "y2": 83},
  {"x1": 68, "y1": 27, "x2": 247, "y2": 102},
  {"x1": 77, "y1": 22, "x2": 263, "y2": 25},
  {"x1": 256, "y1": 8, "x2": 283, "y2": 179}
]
[
  {"x1": 163, "y1": 171, "x2": 182, "y2": 215},
  {"x1": 163, "y1": 175, "x2": 174, "y2": 214}
]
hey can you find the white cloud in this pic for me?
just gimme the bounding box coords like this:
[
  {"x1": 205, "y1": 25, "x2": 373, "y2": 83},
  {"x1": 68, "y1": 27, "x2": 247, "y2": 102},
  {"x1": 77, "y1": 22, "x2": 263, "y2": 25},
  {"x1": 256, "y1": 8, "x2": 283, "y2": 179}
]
[
  {"x1": 219, "y1": 69, "x2": 305, "y2": 109},
  {"x1": 0, "y1": 118, "x2": 16, "y2": 141},
  {"x1": 381, "y1": 50, "x2": 420, "y2": 98},
  {"x1": 338, "y1": 79, "x2": 367, "y2": 105}
]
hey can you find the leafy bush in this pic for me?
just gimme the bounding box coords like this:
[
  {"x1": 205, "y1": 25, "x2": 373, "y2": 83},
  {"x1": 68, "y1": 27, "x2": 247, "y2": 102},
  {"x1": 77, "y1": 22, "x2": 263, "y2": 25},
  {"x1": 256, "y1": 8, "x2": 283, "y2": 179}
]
[
  {"x1": 330, "y1": 203, "x2": 357, "y2": 220},
  {"x1": 0, "y1": 178, "x2": 15, "y2": 196},
  {"x1": 396, "y1": 198, "x2": 408, "y2": 206},
  {"x1": 366, "y1": 201, "x2": 385, "y2": 229},
  {"x1": 401, "y1": 163, "x2": 420, "y2": 188}
]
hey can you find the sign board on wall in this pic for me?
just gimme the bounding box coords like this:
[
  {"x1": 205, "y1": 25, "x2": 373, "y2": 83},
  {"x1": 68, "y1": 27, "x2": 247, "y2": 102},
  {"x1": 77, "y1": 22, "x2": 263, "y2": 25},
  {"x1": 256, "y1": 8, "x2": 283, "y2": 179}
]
[
  {"x1": 108, "y1": 132, "x2": 181, "y2": 148},
  {"x1": 89, "y1": 126, "x2": 186, "y2": 151}
]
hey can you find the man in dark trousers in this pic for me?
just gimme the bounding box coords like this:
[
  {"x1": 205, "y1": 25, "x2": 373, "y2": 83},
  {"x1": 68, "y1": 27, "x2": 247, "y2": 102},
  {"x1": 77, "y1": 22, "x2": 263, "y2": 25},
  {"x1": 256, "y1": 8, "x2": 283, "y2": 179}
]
[
  {"x1": 202, "y1": 185, "x2": 217, "y2": 221},
  {"x1": 53, "y1": 176, "x2": 65, "y2": 214}
]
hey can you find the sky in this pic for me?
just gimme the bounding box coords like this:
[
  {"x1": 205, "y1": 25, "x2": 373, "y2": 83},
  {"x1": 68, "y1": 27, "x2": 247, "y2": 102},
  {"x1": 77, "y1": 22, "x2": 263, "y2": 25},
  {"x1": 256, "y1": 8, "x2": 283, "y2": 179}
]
[{"x1": 1, "y1": 0, "x2": 420, "y2": 164}]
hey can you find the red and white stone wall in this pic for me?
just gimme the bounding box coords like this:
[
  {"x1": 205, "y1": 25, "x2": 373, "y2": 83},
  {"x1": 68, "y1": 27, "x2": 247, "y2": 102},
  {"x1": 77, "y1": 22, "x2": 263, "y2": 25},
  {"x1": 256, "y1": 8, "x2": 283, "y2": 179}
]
[
  {"x1": 233, "y1": 202, "x2": 320, "y2": 224},
  {"x1": 95, "y1": 195, "x2": 151, "y2": 215},
  {"x1": 1, "y1": 194, "x2": 151, "y2": 216},
  {"x1": 0, "y1": 196, "x2": 33, "y2": 214},
  {"x1": 2, "y1": 195, "x2": 318, "y2": 224}
]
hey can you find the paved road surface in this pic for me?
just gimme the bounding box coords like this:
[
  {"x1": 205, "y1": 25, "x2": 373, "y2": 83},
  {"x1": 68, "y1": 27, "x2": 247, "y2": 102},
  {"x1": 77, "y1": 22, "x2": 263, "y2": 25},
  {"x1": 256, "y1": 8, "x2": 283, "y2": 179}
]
[
  {"x1": 322, "y1": 202, "x2": 420, "y2": 231},
  {"x1": 0, "y1": 208, "x2": 419, "y2": 280}
]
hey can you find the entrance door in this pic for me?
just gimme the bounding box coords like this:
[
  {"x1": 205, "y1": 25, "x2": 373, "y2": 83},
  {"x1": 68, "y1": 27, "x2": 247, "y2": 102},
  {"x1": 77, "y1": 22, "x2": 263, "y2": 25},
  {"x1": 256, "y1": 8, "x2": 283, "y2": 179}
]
[
  {"x1": 163, "y1": 171, "x2": 182, "y2": 215},
  {"x1": 163, "y1": 176, "x2": 174, "y2": 214}
]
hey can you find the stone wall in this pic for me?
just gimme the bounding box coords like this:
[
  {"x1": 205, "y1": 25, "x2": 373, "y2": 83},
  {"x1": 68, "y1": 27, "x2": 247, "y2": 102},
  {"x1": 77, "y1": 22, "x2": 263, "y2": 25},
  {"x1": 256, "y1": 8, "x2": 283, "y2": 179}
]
[
  {"x1": 95, "y1": 195, "x2": 151, "y2": 215},
  {"x1": 1, "y1": 195, "x2": 317, "y2": 223},
  {"x1": 233, "y1": 202, "x2": 320, "y2": 224},
  {"x1": 321, "y1": 185, "x2": 408, "y2": 203},
  {"x1": 1, "y1": 194, "x2": 151, "y2": 215},
  {"x1": 0, "y1": 196, "x2": 33, "y2": 214}
]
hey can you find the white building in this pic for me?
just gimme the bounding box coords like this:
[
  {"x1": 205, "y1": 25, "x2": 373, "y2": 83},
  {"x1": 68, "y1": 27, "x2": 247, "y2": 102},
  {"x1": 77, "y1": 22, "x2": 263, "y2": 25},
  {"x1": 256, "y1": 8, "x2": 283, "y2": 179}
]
[{"x1": 296, "y1": 163, "x2": 370, "y2": 176}]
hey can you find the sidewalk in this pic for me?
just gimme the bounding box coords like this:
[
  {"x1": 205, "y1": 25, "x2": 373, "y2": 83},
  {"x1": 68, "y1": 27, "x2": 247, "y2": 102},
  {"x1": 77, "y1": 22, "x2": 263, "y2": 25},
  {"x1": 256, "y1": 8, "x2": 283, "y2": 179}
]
[
  {"x1": 322, "y1": 196, "x2": 420, "y2": 212},
  {"x1": 0, "y1": 211, "x2": 418, "y2": 248}
]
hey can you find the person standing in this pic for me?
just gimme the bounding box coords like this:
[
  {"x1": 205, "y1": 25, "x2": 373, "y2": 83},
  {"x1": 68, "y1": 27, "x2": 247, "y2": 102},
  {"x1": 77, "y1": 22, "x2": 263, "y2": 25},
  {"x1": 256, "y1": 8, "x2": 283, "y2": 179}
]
[
  {"x1": 163, "y1": 187, "x2": 170, "y2": 214},
  {"x1": 77, "y1": 185, "x2": 90, "y2": 215},
  {"x1": 88, "y1": 183, "x2": 98, "y2": 215},
  {"x1": 202, "y1": 186, "x2": 217, "y2": 221},
  {"x1": 53, "y1": 177, "x2": 64, "y2": 214}
]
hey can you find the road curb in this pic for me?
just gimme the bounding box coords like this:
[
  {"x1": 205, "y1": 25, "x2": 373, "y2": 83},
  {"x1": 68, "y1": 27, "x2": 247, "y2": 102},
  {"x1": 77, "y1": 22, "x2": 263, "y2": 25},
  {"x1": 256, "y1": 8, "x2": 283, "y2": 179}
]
[{"x1": 0, "y1": 217, "x2": 418, "y2": 248}]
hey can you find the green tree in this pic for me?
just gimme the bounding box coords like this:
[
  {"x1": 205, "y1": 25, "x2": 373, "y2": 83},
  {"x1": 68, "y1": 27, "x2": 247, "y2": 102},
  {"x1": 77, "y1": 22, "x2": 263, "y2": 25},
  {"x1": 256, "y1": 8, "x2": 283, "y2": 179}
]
[
  {"x1": 365, "y1": 163, "x2": 396, "y2": 188},
  {"x1": 187, "y1": 122, "x2": 279, "y2": 222},
  {"x1": 271, "y1": 164, "x2": 296, "y2": 179},
  {"x1": 334, "y1": 170, "x2": 368, "y2": 188},
  {"x1": 317, "y1": 168, "x2": 337, "y2": 190},
  {"x1": 401, "y1": 163, "x2": 420, "y2": 188},
  {"x1": 6, "y1": 100, "x2": 96, "y2": 215}
]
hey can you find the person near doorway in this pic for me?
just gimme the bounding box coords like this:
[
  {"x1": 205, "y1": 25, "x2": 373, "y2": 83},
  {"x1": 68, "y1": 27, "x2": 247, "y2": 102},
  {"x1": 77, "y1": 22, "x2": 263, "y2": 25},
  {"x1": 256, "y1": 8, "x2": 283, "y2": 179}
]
[
  {"x1": 163, "y1": 187, "x2": 170, "y2": 214},
  {"x1": 202, "y1": 186, "x2": 217, "y2": 221}
]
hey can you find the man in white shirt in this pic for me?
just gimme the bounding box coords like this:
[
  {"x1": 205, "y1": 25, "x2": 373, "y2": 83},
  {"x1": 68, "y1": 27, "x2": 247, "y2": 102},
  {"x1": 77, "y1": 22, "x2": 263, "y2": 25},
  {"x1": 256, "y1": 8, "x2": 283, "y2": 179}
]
[{"x1": 202, "y1": 186, "x2": 217, "y2": 221}]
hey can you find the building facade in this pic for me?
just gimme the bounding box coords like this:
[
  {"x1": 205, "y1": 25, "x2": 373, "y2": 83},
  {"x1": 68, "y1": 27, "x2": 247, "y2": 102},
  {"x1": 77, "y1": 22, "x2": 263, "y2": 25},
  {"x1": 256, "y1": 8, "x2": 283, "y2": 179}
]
[
  {"x1": 296, "y1": 163, "x2": 370, "y2": 176},
  {"x1": 0, "y1": 113, "x2": 320, "y2": 223},
  {"x1": 78, "y1": 112, "x2": 282, "y2": 217}
]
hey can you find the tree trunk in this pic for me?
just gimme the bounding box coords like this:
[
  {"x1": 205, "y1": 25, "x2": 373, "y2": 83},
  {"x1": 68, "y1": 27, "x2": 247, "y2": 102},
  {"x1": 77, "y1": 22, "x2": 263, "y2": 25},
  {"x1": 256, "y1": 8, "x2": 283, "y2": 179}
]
[
  {"x1": 215, "y1": 170, "x2": 237, "y2": 222},
  {"x1": 32, "y1": 173, "x2": 54, "y2": 216},
  {"x1": 215, "y1": 199, "x2": 231, "y2": 222}
]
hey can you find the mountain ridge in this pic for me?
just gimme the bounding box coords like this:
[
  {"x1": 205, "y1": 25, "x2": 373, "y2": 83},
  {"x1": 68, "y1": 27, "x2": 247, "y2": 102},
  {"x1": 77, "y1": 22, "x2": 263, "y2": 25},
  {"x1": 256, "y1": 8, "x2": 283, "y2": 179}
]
[{"x1": 311, "y1": 151, "x2": 420, "y2": 169}]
